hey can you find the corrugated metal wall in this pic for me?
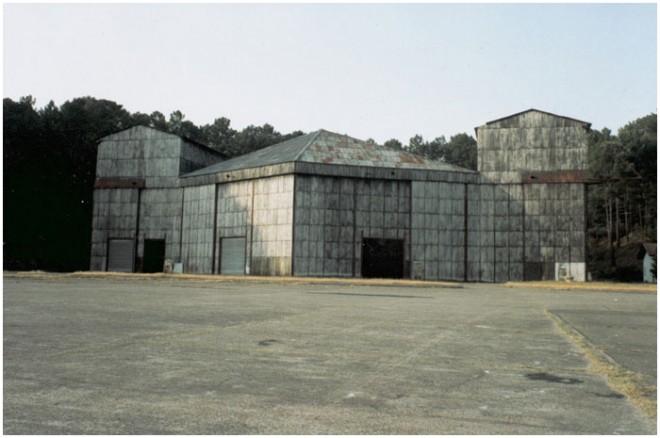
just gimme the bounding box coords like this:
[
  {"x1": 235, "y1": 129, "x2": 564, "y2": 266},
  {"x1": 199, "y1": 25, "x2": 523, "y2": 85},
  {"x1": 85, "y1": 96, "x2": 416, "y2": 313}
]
[
  {"x1": 137, "y1": 188, "x2": 183, "y2": 266},
  {"x1": 476, "y1": 111, "x2": 589, "y2": 281},
  {"x1": 204, "y1": 175, "x2": 295, "y2": 276},
  {"x1": 410, "y1": 181, "x2": 466, "y2": 281},
  {"x1": 91, "y1": 114, "x2": 589, "y2": 282},
  {"x1": 181, "y1": 185, "x2": 216, "y2": 273},
  {"x1": 216, "y1": 180, "x2": 252, "y2": 273},
  {"x1": 90, "y1": 188, "x2": 139, "y2": 271},
  {"x1": 91, "y1": 126, "x2": 224, "y2": 273},
  {"x1": 293, "y1": 175, "x2": 411, "y2": 277},
  {"x1": 250, "y1": 176, "x2": 295, "y2": 276}
]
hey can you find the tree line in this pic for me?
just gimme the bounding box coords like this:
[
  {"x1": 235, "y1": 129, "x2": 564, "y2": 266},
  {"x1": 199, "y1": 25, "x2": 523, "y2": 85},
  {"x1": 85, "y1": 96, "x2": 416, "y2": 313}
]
[
  {"x1": 3, "y1": 95, "x2": 478, "y2": 271},
  {"x1": 586, "y1": 114, "x2": 657, "y2": 280},
  {"x1": 4, "y1": 96, "x2": 655, "y2": 278}
]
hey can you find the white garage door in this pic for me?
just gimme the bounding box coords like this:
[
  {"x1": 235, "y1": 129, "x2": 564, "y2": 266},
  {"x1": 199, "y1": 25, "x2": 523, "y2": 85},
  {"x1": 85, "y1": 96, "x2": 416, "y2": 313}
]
[
  {"x1": 107, "y1": 239, "x2": 134, "y2": 272},
  {"x1": 220, "y1": 237, "x2": 246, "y2": 275}
]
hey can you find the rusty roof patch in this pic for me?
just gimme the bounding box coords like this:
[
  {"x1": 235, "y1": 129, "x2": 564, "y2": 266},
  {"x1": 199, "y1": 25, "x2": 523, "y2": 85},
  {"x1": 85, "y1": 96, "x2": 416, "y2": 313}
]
[{"x1": 183, "y1": 129, "x2": 475, "y2": 177}]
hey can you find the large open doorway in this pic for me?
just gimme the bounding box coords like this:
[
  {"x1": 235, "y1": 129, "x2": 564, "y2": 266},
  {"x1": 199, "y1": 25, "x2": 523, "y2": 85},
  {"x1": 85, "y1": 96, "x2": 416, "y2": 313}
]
[
  {"x1": 361, "y1": 238, "x2": 404, "y2": 279},
  {"x1": 143, "y1": 239, "x2": 166, "y2": 273}
]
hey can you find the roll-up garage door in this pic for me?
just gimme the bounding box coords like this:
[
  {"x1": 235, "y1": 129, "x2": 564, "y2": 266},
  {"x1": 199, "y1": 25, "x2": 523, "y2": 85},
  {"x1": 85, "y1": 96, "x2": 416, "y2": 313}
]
[
  {"x1": 107, "y1": 239, "x2": 135, "y2": 272},
  {"x1": 220, "y1": 237, "x2": 246, "y2": 275}
]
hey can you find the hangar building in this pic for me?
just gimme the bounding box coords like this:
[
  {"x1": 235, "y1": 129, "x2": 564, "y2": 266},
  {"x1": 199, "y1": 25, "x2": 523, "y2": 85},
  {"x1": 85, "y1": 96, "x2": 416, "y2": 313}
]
[{"x1": 90, "y1": 109, "x2": 591, "y2": 282}]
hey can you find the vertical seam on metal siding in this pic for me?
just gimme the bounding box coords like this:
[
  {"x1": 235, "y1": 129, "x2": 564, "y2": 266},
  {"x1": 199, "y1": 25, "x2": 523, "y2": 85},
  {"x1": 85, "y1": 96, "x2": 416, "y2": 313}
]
[
  {"x1": 352, "y1": 180, "x2": 357, "y2": 277},
  {"x1": 464, "y1": 183, "x2": 468, "y2": 282},
  {"x1": 584, "y1": 184, "x2": 589, "y2": 273},
  {"x1": 179, "y1": 188, "x2": 185, "y2": 266},
  {"x1": 493, "y1": 198, "x2": 496, "y2": 282},
  {"x1": 507, "y1": 185, "x2": 511, "y2": 282},
  {"x1": 406, "y1": 180, "x2": 410, "y2": 280},
  {"x1": 134, "y1": 188, "x2": 141, "y2": 273},
  {"x1": 522, "y1": 183, "x2": 526, "y2": 280},
  {"x1": 291, "y1": 175, "x2": 297, "y2": 276},
  {"x1": 211, "y1": 184, "x2": 219, "y2": 274},
  {"x1": 105, "y1": 237, "x2": 110, "y2": 272},
  {"x1": 249, "y1": 180, "x2": 255, "y2": 273}
]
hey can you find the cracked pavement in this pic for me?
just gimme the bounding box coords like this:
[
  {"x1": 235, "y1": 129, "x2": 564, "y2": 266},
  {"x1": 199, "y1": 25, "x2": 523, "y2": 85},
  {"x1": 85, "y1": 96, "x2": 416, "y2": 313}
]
[{"x1": 3, "y1": 277, "x2": 656, "y2": 434}]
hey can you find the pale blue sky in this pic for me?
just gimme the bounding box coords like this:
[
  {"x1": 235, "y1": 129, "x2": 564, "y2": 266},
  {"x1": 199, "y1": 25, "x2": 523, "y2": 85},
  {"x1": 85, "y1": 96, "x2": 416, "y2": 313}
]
[{"x1": 3, "y1": 3, "x2": 657, "y2": 144}]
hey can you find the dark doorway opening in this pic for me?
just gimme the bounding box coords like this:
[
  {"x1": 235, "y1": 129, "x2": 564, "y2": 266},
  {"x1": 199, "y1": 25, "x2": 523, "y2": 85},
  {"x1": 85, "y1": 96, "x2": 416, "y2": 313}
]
[
  {"x1": 143, "y1": 239, "x2": 166, "y2": 273},
  {"x1": 361, "y1": 238, "x2": 404, "y2": 279}
]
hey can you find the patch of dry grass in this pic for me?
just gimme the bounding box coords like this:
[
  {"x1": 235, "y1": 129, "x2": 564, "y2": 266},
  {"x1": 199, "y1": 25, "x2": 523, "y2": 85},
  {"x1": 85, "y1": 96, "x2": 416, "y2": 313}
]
[
  {"x1": 3, "y1": 271, "x2": 461, "y2": 288},
  {"x1": 508, "y1": 281, "x2": 656, "y2": 293},
  {"x1": 546, "y1": 310, "x2": 657, "y2": 419}
]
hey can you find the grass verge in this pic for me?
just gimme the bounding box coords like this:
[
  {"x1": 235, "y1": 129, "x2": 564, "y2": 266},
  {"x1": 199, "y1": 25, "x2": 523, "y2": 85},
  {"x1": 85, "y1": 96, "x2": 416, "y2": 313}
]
[
  {"x1": 508, "y1": 281, "x2": 656, "y2": 293},
  {"x1": 3, "y1": 271, "x2": 462, "y2": 288},
  {"x1": 546, "y1": 310, "x2": 657, "y2": 419}
]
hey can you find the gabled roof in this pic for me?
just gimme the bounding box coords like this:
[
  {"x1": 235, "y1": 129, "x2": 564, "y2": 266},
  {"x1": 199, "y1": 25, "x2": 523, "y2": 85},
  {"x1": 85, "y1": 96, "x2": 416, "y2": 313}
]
[
  {"x1": 477, "y1": 109, "x2": 591, "y2": 131},
  {"x1": 98, "y1": 125, "x2": 226, "y2": 158},
  {"x1": 642, "y1": 243, "x2": 657, "y2": 257},
  {"x1": 183, "y1": 131, "x2": 320, "y2": 177},
  {"x1": 183, "y1": 129, "x2": 473, "y2": 177}
]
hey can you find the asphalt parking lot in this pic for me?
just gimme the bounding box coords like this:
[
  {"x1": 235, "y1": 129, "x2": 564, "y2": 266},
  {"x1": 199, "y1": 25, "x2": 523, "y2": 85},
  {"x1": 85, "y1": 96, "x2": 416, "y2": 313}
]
[{"x1": 3, "y1": 275, "x2": 657, "y2": 434}]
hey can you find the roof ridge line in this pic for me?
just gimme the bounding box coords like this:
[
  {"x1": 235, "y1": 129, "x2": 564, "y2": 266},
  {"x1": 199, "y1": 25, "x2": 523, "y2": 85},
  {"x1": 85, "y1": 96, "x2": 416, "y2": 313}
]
[
  {"x1": 293, "y1": 130, "x2": 323, "y2": 162},
  {"x1": 483, "y1": 108, "x2": 591, "y2": 127}
]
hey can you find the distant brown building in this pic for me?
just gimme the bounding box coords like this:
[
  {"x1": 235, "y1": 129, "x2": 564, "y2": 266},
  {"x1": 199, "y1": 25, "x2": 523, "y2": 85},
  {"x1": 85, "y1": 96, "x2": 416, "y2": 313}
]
[{"x1": 91, "y1": 109, "x2": 591, "y2": 282}]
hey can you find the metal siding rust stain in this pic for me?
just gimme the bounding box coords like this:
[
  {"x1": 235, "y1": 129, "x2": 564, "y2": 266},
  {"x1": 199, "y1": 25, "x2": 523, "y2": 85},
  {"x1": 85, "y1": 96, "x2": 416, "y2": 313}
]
[
  {"x1": 94, "y1": 177, "x2": 146, "y2": 189},
  {"x1": 521, "y1": 170, "x2": 589, "y2": 184}
]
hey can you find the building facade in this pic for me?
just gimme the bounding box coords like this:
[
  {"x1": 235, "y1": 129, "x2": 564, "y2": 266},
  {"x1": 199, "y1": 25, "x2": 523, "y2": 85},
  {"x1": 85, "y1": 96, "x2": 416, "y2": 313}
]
[{"x1": 90, "y1": 109, "x2": 591, "y2": 281}]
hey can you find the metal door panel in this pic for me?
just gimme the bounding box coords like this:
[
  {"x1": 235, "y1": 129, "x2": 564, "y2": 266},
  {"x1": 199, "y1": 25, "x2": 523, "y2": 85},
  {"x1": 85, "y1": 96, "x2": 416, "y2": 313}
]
[
  {"x1": 220, "y1": 237, "x2": 246, "y2": 275},
  {"x1": 107, "y1": 239, "x2": 134, "y2": 272}
]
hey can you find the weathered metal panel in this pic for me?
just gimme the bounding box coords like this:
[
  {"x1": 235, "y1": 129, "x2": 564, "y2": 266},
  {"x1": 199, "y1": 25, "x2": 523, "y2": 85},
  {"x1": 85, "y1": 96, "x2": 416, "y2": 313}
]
[
  {"x1": 248, "y1": 175, "x2": 295, "y2": 276},
  {"x1": 90, "y1": 186, "x2": 140, "y2": 271},
  {"x1": 180, "y1": 185, "x2": 215, "y2": 273},
  {"x1": 293, "y1": 175, "x2": 410, "y2": 277},
  {"x1": 136, "y1": 188, "x2": 183, "y2": 263},
  {"x1": 477, "y1": 110, "x2": 589, "y2": 184},
  {"x1": 92, "y1": 112, "x2": 592, "y2": 282}
]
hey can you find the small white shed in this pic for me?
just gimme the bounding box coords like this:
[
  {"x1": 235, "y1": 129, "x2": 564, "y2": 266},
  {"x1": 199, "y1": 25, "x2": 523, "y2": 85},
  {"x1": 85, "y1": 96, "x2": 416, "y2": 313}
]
[{"x1": 642, "y1": 243, "x2": 656, "y2": 283}]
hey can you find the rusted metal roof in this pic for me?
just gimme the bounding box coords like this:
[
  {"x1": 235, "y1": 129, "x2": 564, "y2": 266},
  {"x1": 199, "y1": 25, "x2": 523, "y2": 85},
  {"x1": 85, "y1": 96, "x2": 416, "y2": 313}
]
[{"x1": 183, "y1": 129, "x2": 474, "y2": 178}]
